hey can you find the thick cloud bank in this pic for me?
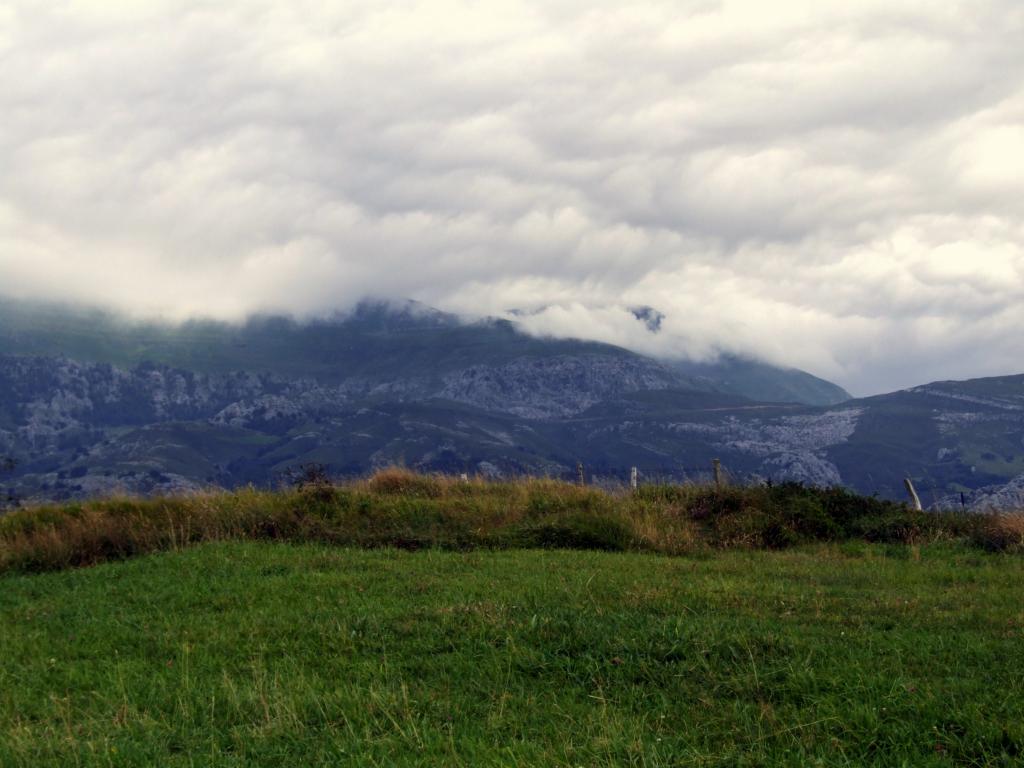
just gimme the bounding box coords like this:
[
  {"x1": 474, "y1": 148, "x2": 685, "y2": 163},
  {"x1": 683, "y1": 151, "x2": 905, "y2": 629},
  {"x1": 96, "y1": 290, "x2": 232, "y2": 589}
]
[{"x1": 1, "y1": 0, "x2": 1022, "y2": 394}]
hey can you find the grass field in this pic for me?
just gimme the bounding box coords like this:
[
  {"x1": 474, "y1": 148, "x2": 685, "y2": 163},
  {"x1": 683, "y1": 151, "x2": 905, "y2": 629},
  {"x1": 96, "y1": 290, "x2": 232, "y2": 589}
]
[{"x1": 2, "y1": 541, "x2": 1022, "y2": 767}]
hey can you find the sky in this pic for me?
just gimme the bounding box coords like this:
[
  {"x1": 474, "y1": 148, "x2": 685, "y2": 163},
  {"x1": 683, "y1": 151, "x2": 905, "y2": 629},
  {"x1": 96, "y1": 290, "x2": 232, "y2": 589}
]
[{"x1": 1, "y1": 1, "x2": 1023, "y2": 395}]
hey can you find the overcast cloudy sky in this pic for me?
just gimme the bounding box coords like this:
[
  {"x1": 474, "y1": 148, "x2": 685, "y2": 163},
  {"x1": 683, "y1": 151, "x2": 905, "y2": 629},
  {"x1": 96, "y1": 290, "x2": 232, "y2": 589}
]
[{"x1": 1, "y1": 1, "x2": 1023, "y2": 394}]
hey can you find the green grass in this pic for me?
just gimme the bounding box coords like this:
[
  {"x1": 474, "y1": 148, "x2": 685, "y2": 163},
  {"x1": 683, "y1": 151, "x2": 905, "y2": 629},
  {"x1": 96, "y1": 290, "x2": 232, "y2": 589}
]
[{"x1": 1, "y1": 542, "x2": 1022, "y2": 766}]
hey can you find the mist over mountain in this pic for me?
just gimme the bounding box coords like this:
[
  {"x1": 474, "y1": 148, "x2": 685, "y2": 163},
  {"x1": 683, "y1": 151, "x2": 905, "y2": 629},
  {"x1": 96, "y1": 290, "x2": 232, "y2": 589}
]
[
  {"x1": 3, "y1": 2, "x2": 1023, "y2": 398},
  {"x1": 0, "y1": 297, "x2": 850, "y2": 404},
  {"x1": 1, "y1": 297, "x2": 1022, "y2": 510}
]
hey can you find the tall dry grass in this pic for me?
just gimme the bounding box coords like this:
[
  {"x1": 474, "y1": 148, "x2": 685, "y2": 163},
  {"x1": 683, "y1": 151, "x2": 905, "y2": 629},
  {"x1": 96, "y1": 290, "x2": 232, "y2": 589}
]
[
  {"x1": 0, "y1": 468, "x2": 1010, "y2": 574},
  {"x1": 971, "y1": 512, "x2": 1024, "y2": 552}
]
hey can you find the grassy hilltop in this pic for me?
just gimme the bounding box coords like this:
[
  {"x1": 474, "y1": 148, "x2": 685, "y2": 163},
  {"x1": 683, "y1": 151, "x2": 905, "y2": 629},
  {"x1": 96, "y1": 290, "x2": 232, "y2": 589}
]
[
  {"x1": 1, "y1": 473, "x2": 1023, "y2": 766},
  {"x1": 2, "y1": 469, "x2": 1023, "y2": 574}
]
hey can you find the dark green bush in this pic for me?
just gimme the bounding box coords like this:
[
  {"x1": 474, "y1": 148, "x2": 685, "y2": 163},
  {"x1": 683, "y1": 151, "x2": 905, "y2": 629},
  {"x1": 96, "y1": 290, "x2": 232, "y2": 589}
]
[
  {"x1": 509, "y1": 512, "x2": 635, "y2": 552},
  {"x1": 688, "y1": 488, "x2": 747, "y2": 521},
  {"x1": 689, "y1": 483, "x2": 933, "y2": 548}
]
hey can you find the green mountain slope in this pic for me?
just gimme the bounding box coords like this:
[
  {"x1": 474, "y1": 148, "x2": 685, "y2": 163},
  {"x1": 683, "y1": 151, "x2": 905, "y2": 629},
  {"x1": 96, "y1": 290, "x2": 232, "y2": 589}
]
[
  {"x1": 670, "y1": 354, "x2": 851, "y2": 406},
  {"x1": 0, "y1": 297, "x2": 846, "y2": 403},
  {"x1": 0, "y1": 299, "x2": 644, "y2": 381}
]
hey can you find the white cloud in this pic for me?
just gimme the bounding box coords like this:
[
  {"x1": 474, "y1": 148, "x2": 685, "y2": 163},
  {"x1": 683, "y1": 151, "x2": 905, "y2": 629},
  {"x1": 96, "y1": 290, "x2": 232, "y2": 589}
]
[{"x1": 1, "y1": 0, "x2": 1023, "y2": 395}]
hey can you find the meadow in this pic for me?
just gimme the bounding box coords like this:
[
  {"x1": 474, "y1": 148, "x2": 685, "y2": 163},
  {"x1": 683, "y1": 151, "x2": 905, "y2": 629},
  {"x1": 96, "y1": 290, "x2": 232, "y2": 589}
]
[
  {"x1": 1, "y1": 472, "x2": 1022, "y2": 766},
  {"x1": 2, "y1": 542, "x2": 1023, "y2": 766}
]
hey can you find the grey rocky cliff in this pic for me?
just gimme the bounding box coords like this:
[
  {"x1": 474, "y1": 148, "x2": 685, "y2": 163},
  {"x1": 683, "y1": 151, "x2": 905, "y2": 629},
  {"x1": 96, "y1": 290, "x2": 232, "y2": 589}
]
[
  {"x1": 438, "y1": 355, "x2": 681, "y2": 418},
  {"x1": 3, "y1": 353, "x2": 1024, "y2": 509}
]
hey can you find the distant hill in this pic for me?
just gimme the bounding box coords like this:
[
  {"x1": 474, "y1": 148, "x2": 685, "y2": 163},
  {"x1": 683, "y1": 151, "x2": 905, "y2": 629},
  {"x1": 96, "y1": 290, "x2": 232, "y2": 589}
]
[
  {"x1": 2, "y1": 296, "x2": 1021, "y2": 508},
  {"x1": 0, "y1": 298, "x2": 627, "y2": 380},
  {"x1": 0, "y1": 297, "x2": 845, "y2": 404},
  {"x1": 669, "y1": 355, "x2": 851, "y2": 407}
]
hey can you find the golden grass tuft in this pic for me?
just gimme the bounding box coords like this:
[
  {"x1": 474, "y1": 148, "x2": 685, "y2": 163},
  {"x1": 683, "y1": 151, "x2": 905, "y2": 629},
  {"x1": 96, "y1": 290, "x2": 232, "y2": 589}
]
[
  {"x1": 973, "y1": 512, "x2": 1024, "y2": 552},
  {"x1": 363, "y1": 467, "x2": 446, "y2": 497}
]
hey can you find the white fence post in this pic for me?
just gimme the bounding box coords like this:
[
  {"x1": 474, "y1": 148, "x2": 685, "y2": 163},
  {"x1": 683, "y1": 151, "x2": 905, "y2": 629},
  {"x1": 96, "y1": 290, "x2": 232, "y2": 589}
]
[{"x1": 903, "y1": 477, "x2": 923, "y2": 511}]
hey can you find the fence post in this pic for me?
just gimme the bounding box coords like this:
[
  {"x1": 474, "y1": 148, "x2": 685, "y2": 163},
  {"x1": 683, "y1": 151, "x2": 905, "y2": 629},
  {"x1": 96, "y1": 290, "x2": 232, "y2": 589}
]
[
  {"x1": 903, "y1": 477, "x2": 923, "y2": 511},
  {"x1": 630, "y1": 466, "x2": 638, "y2": 491},
  {"x1": 577, "y1": 462, "x2": 585, "y2": 486},
  {"x1": 712, "y1": 458, "x2": 723, "y2": 489}
]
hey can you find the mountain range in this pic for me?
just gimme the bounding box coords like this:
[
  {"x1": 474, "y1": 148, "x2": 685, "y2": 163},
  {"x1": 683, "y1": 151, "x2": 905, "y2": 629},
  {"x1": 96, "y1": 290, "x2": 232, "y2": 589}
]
[{"x1": 1, "y1": 297, "x2": 1022, "y2": 511}]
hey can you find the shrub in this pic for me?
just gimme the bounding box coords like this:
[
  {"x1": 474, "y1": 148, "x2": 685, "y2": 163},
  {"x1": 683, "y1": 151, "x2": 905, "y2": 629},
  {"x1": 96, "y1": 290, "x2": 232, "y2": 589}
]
[
  {"x1": 509, "y1": 512, "x2": 636, "y2": 552},
  {"x1": 687, "y1": 487, "x2": 747, "y2": 521},
  {"x1": 286, "y1": 463, "x2": 338, "y2": 504},
  {"x1": 781, "y1": 495, "x2": 841, "y2": 540}
]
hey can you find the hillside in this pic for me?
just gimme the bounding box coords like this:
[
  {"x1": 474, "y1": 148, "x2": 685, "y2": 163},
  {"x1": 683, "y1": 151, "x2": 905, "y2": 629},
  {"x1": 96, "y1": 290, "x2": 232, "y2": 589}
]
[
  {"x1": 669, "y1": 354, "x2": 851, "y2": 410},
  {"x1": 2, "y1": 297, "x2": 1024, "y2": 508},
  {"x1": 0, "y1": 297, "x2": 849, "y2": 403},
  {"x1": 0, "y1": 299, "x2": 663, "y2": 383},
  {"x1": 2, "y1": 541, "x2": 1022, "y2": 766}
]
